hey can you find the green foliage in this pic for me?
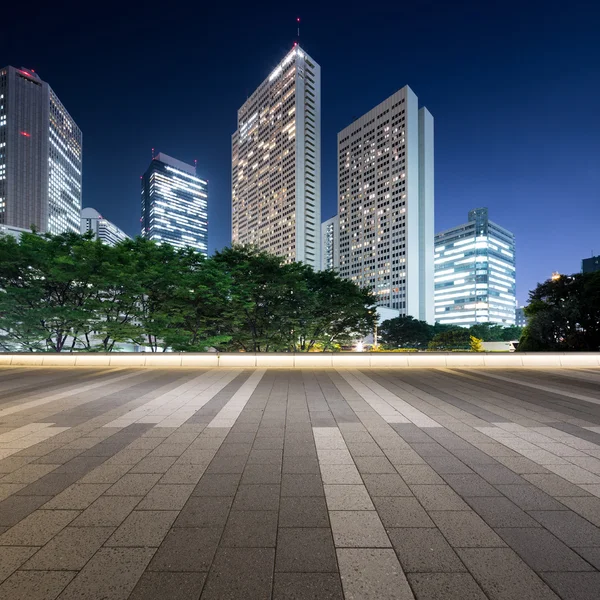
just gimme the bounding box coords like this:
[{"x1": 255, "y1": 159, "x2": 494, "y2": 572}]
[
  {"x1": 428, "y1": 328, "x2": 471, "y2": 351},
  {"x1": 518, "y1": 272, "x2": 600, "y2": 351},
  {"x1": 470, "y1": 335, "x2": 484, "y2": 352},
  {"x1": 379, "y1": 316, "x2": 432, "y2": 349},
  {"x1": 469, "y1": 323, "x2": 523, "y2": 342},
  {"x1": 0, "y1": 235, "x2": 375, "y2": 353}
]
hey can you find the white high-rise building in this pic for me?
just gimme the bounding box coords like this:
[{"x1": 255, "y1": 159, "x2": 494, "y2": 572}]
[
  {"x1": 434, "y1": 208, "x2": 516, "y2": 326},
  {"x1": 338, "y1": 86, "x2": 434, "y2": 322},
  {"x1": 232, "y1": 45, "x2": 321, "y2": 269},
  {"x1": 81, "y1": 207, "x2": 130, "y2": 246},
  {"x1": 0, "y1": 66, "x2": 82, "y2": 234},
  {"x1": 321, "y1": 215, "x2": 339, "y2": 271}
]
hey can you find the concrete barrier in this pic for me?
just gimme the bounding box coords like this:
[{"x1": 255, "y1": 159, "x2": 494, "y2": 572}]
[{"x1": 0, "y1": 352, "x2": 598, "y2": 368}]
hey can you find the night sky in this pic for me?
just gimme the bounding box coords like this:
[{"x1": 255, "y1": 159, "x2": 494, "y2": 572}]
[{"x1": 3, "y1": 1, "x2": 599, "y2": 304}]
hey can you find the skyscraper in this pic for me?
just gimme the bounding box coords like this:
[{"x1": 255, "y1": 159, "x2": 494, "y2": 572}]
[
  {"x1": 232, "y1": 45, "x2": 321, "y2": 269},
  {"x1": 141, "y1": 153, "x2": 208, "y2": 255},
  {"x1": 0, "y1": 66, "x2": 82, "y2": 234},
  {"x1": 434, "y1": 208, "x2": 516, "y2": 326},
  {"x1": 321, "y1": 215, "x2": 339, "y2": 271},
  {"x1": 337, "y1": 86, "x2": 434, "y2": 322},
  {"x1": 81, "y1": 207, "x2": 130, "y2": 246},
  {"x1": 582, "y1": 255, "x2": 600, "y2": 274}
]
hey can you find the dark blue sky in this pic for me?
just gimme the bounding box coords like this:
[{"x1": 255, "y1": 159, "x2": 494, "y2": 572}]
[{"x1": 3, "y1": 0, "x2": 599, "y2": 304}]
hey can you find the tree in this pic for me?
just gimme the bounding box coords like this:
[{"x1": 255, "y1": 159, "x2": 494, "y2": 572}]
[
  {"x1": 518, "y1": 272, "x2": 600, "y2": 351},
  {"x1": 470, "y1": 335, "x2": 484, "y2": 352},
  {"x1": 379, "y1": 316, "x2": 432, "y2": 349},
  {"x1": 428, "y1": 328, "x2": 471, "y2": 351}
]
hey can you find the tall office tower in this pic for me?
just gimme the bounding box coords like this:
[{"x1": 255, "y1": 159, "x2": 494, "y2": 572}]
[
  {"x1": 321, "y1": 215, "x2": 339, "y2": 270},
  {"x1": 81, "y1": 207, "x2": 130, "y2": 246},
  {"x1": 582, "y1": 255, "x2": 600, "y2": 274},
  {"x1": 515, "y1": 306, "x2": 527, "y2": 327},
  {"x1": 141, "y1": 153, "x2": 208, "y2": 255},
  {"x1": 0, "y1": 66, "x2": 82, "y2": 234},
  {"x1": 434, "y1": 208, "x2": 516, "y2": 326},
  {"x1": 231, "y1": 45, "x2": 321, "y2": 269},
  {"x1": 338, "y1": 86, "x2": 434, "y2": 322}
]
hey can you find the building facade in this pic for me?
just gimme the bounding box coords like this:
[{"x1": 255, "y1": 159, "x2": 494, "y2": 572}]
[
  {"x1": 515, "y1": 306, "x2": 527, "y2": 328},
  {"x1": 582, "y1": 255, "x2": 600, "y2": 274},
  {"x1": 81, "y1": 207, "x2": 129, "y2": 246},
  {"x1": 434, "y1": 208, "x2": 516, "y2": 326},
  {"x1": 232, "y1": 45, "x2": 321, "y2": 269},
  {"x1": 141, "y1": 153, "x2": 208, "y2": 254},
  {"x1": 337, "y1": 86, "x2": 434, "y2": 322},
  {"x1": 321, "y1": 215, "x2": 339, "y2": 271},
  {"x1": 0, "y1": 66, "x2": 82, "y2": 234}
]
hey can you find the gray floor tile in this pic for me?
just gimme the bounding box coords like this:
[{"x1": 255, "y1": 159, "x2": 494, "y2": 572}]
[
  {"x1": 465, "y1": 496, "x2": 541, "y2": 528},
  {"x1": 220, "y1": 510, "x2": 278, "y2": 547},
  {"x1": 273, "y1": 573, "x2": 343, "y2": 600},
  {"x1": 0, "y1": 570, "x2": 75, "y2": 600},
  {"x1": 373, "y1": 497, "x2": 435, "y2": 528},
  {"x1": 279, "y1": 496, "x2": 330, "y2": 527},
  {"x1": 541, "y1": 572, "x2": 600, "y2": 600},
  {"x1": 429, "y1": 511, "x2": 506, "y2": 548},
  {"x1": 192, "y1": 473, "x2": 241, "y2": 496},
  {"x1": 410, "y1": 484, "x2": 470, "y2": 511},
  {"x1": 496, "y1": 484, "x2": 568, "y2": 510},
  {"x1": 361, "y1": 473, "x2": 412, "y2": 496},
  {"x1": 0, "y1": 510, "x2": 79, "y2": 546},
  {"x1": 232, "y1": 484, "x2": 280, "y2": 511},
  {"x1": 442, "y1": 473, "x2": 502, "y2": 497},
  {"x1": 528, "y1": 510, "x2": 600, "y2": 546},
  {"x1": 129, "y1": 572, "x2": 207, "y2": 600},
  {"x1": 523, "y1": 473, "x2": 593, "y2": 497},
  {"x1": 329, "y1": 510, "x2": 390, "y2": 547},
  {"x1": 281, "y1": 473, "x2": 324, "y2": 496},
  {"x1": 105, "y1": 510, "x2": 177, "y2": 547},
  {"x1": 148, "y1": 527, "x2": 221, "y2": 571},
  {"x1": 276, "y1": 528, "x2": 338, "y2": 572},
  {"x1": 407, "y1": 572, "x2": 488, "y2": 599},
  {"x1": 136, "y1": 484, "x2": 194, "y2": 510},
  {"x1": 0, "y1": 546, "x2": 38, "y2": 584},
  {"x1": 71, "y1": 496, "x2": 141, "y2": 527},
  {"x1": 174, "y1": 496, "x2": 232, "y2": 528}
]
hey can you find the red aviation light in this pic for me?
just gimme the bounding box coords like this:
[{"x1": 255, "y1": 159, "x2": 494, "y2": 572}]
[{"x1": 20, "y1": 131, "x2": 31, "y2": 137}]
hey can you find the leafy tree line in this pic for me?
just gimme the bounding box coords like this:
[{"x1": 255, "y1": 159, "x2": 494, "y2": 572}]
[
  {"x1": 379, "y1": 315, "x2": 523, "y2": 351},
  {"x1": 518, "y1": 272, "x2": 600, "y2": 351},
  {"x1": 0, "y1": 232, "x2": 377, "y2": 353}
]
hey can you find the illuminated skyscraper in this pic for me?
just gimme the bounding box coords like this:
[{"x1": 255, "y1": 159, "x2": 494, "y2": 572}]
[
  {"x1": 434, "y1": 208, "x2": 516, "y2": 326},
  {"x1": 321, "y1": 215, "x2": 339, "y2": 271},
  {"x1": 0, "y1": 66, "x2": 82, "y2": 234},
  {"x1": 141, "y1": 153, "x2": 208, "y2": 254},
  {"x1": 232, "y1": 45, "x2": 321, "y2": 269},
  {"x1": 338, "y1": 86, "x2": 434, "y2": 322},
  {"x1": 81, "y1": 207, "x2": 129, "y2": 246}
]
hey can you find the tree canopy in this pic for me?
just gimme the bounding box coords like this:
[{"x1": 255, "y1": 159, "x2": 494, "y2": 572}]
[
  {"x1": 518, "y1": 272, "x2": 600, "y2": 351},
  {"x1": 0, "y1": 233, "x2": 376, "y2": 353}
]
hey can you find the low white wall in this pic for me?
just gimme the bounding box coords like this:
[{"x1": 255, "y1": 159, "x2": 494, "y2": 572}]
[{"x1": 0, "y1": 353, "x2": 599, "y2": 368}]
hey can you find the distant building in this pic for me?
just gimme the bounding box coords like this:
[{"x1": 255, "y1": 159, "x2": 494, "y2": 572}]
[
  {"x1": 515, "y1": 306, "x2": 527, "y2": 327},
  {"x1": 435, "y1": 208, "x2": 516, "y2": 326},
  {"x1": 582, "y1": 255, "x2": 600, "y2": 274},
  {"x1": 141, "y1": 153, "x2": 208, "y2": 255},
  {"x1": 232, "y1": 45, "x2": 321, "y2": 269},
  {"x1": 338, "y1": 86, "x2": 434, "y2": 322},
  {"x1": 0, "y1": 224, "x2": 29, "y2": 239},
  {"x1": 81, "y1": 208, "x2": 129, "y2": 246},
  {"x1": 0, "y1": 66, "x2": 82, "y2": 234},
  {"x1": 321, "y1": 215, "x2": 339, "y2": 270}
]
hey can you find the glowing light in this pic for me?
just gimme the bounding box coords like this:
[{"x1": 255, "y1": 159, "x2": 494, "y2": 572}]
[{"x1": 20, "y1": 131, "x2": 31, "y2": 137}]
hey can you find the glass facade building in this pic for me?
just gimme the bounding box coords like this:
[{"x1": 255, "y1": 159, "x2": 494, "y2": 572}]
[
  {"x1": 141, "y1": 153, "x2": 208, "y2": 255},
  {"x1": 81, "y1": 207, "x2": 130, "y2": 246},
  {"x1": 232, "y1": 45, "x2": 321, "y2": 269},
  {"x1": 434, "y1": 208, "x2": 516, "y2": 326},
  {"x1": 321, "y1": 215, "x2": 339, "y2": 270},
  {"x1": 0, "y1": 66, "x2": 82, "y2": 234},
  {"x1": 582, "y1": 255, "x2": 600, "y2": 274}
]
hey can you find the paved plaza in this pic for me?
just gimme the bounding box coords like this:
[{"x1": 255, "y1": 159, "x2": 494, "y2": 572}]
[{"x1": 1, "y1": 366, "x2": 600, "y2": 599}]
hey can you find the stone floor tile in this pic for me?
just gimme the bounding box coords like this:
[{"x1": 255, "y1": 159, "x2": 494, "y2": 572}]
[
  {"x1": 0, "y1": 570, "x2": 75, "y2": 600},
  {"x1": 105, "y1": 473, "x2": 161, "y2": 496},
  {"x1": 410, "y1": 484, "x2": 470, "y2": 511},
  {"x1": 407, "y1": 572, "x2": 488, "y2": 599},
  {"x1": 0, "y1": 509, "x2": 79, "y2": 546},
  {"x1": 0, "y1": 494, "x2": 53, "y2": 527},
  {"x1": 70, "y1": 496, "x2": 141, "y2": 527},
  {"x1": 0, "y1": 463, "x2": 59, "y2": 484},
  {"x1": 282, "y1": 456, "x2": 320, "y2": 474},
  {"x1": 0, "y1": 546, "x2": 37, "y2": 584},
  {"x1": 148, "y1": 527, "x2": 221, "y2": 571},
  {"x1": 276, "y1": 528, "x2": 338, "y2": 572},
  {"x1": 279, "y1": 496, "x2": 330, "y2": 528},
  {"x1": 136, "y1": 484, "x2": 194, "y2": 510},
  {"x1": 464, "y1": 496, "x2": 541, "y2": 528},
  {"x1": 232, "y1": 484, "x2": 280, "y2": 511},
  {"x1": 394, "y1": 464, "x2": 445, "y2": 484},
  {"x1": 429, "y1": 511, "x2": 506, "y2": 548},
  {"x1": 319, "y1": 464, "x2": 362, "y2": 485},
  {"x1": 528, "y1": 510, "x2": 600, "y2": 546},
  {"x1": 57, "y1": 547, "x2": 155, "y2": 599},
  {"x1": 324, "y1": 484, "x2": 374, "y2": 510},
  {"x1": 442, "y1": 473, "x2": 502, "y2": 497},
  {"x1": 201, "y1": 547, "x2": 274, "y2": 600},
  {"x1": 373, "y1": 497, "x2": 435, "y2": 528},
  {"x1": 556, "y1": 496, "x2": 600, "y2": 526},
  {"x1": 174, "y1": 496, "x2": 233, "y2": 528},
  {"x1": 329, "y1": 511, "x2": 390, "y2": 547},
  {"x1": 42, "y1": 483, "x2": 109, "y2": 510},
  {"x1": 128, "y1": 456, "x2": 177, "y2": 473},
  {"x1": 273, "y1": 572, "x2": 344, "y2": 600},
  {"x1": 496, "y1": 484, "x2": 567, "y2": 510},
  {"x1": 22, "y1": 526, "x2": 114, "y2": 570},
  {"x1": 541, "y1": 572, "x2": 600, "y2": 600},
  {"x1": 129, "y1": 572, "x2": 207, "y2": 600},
  {"x1": 220, "y1": 510, "x2": 278, "y2": 547},
  {"x1": 354, "y1": 456, "x2": 396, "y2": 473},
  {"x1": 346, "y1": 442, "x2": 385, "y2": 457},
  {"x1": 523, "y1": 473, "x2": 592, "y2": 497},
  {"x1": 78, "y1": 464, "x2": 132, "y2": 485},
  {"x1": 105, "y1": 510, "x2": 177, "y2": 547},
  {"x1": 0, "y1": 483, "x2": 26, "y2": 501},
  {"x1": 573, "y1": 546, "x2": 600, "y2": 569},
  {"x1": 494, "y1": 456, "x2": 551, "y2": 474},
  {"x1": 337, "y1": 548, "x2": 413, "y2": 600},
  {"x1": 470, "y1": 463, "x2": 527, "y2": 485},
  {"x1": 361, "y1": 473, "x2": 412, "y2": 496},
  {"x1": 281, "y1": 473, "x2": 324, "y2": 496},
  {"x1": 457, "y1": 547, "x2": 560, "y2": 600},
  {"x1": 241, "y1": 463, "x2": 282, "y2": 484},
  {"x1": 192, "y1": 473, "x2": 241, "y2": 496},
  {"x1": 388, "y1": 528, "x2": 466, "y2": 573}
]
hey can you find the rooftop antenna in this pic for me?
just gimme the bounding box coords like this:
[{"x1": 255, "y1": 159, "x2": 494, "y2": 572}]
[
  {"x1": 194, "y1": 159, "x2": 198, "y2": 175},
  {"x1": 151, "y1": 147, "x2": 155, "y2": 160},
  {"x1": 297, "y1": 17, "x2": 300, "y2": 40}
]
